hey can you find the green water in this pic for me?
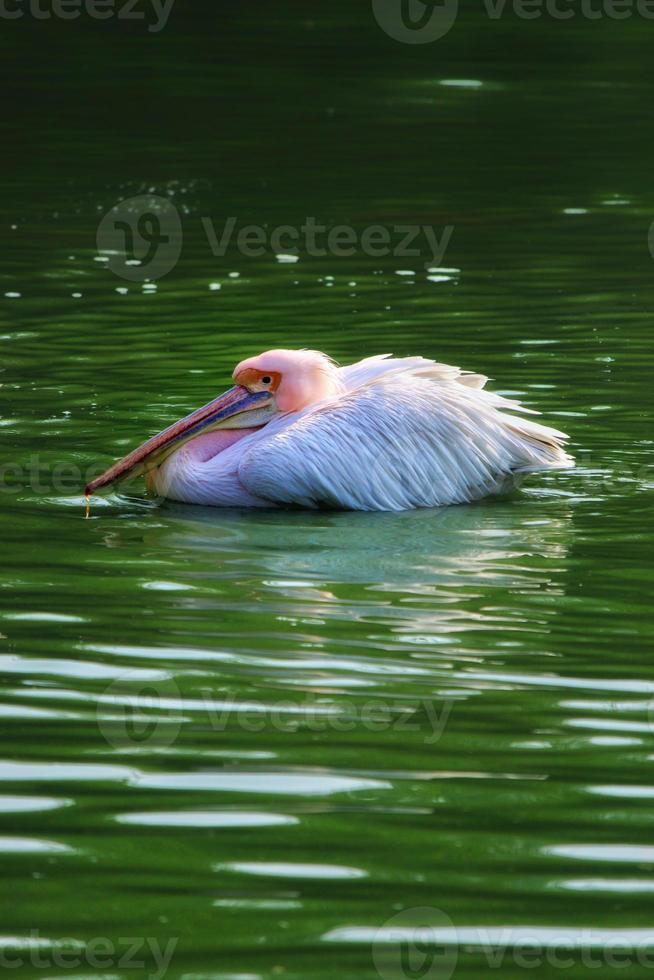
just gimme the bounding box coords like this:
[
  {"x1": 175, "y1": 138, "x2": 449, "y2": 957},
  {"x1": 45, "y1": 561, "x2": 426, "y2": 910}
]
[{"x1": 1, "y1": 5, "x2": 654, "y2": 978}]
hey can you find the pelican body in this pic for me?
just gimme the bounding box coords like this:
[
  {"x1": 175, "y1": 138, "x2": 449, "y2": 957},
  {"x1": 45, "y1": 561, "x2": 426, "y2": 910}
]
[{"x1": 86, "y1": 349, "x2": 573, "y2": 511}]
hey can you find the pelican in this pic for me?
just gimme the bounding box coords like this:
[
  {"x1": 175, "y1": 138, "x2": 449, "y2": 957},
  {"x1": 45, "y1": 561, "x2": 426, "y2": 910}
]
[{"x1": 86, "y1": 349, "x2": 573, "y2": 511}]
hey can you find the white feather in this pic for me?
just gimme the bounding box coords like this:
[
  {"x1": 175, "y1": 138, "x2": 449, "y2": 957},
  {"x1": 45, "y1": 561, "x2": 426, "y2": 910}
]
[{"x1": 154, "y1": 354, "x2": 573, "y2": 510}]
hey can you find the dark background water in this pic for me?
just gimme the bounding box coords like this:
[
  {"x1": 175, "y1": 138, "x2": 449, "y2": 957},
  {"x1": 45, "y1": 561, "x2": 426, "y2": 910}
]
[{"x1": 1, "y1": 2, "x2": 653, "y2": 978}]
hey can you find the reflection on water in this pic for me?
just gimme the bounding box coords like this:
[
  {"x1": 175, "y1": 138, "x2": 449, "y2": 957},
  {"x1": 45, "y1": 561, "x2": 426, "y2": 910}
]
[{"x1": 155, "y1": 500, "x2": 573, "y2": 585}]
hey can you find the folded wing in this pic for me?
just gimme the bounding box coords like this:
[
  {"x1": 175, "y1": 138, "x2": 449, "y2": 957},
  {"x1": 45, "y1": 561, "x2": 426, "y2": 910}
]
[{"x1": 238, "y1": 361, "x2": 573, "y2": 511}]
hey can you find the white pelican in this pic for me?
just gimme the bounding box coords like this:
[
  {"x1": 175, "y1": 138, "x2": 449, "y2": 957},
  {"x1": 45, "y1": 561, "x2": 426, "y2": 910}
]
[{"x1": 86, "y1": 349, "x2": 573, "y2": 511}]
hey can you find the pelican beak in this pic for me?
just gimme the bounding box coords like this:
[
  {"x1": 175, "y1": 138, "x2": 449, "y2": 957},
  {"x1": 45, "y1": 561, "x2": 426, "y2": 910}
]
[{"x1": 86, "y1": 385, "x2": 275, "y2": 496}]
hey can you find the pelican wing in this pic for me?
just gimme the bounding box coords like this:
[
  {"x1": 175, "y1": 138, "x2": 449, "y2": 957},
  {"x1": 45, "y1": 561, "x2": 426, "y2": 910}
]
[
  {"x1": 238, "y1": 362, "x2": 573, "y2": 511},
  {"x1": 338, "y1": 353, "x2": 490, "y2": 392}
]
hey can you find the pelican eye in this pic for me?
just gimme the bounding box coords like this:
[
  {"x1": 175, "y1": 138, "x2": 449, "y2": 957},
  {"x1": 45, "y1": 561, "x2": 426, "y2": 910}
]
[{"x1": 261, "y1": 376, "x2": 272, "y2": 385}]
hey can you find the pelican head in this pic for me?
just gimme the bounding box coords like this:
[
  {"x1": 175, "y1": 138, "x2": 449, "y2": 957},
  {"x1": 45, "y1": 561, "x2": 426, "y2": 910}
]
[
  {"x1": 85, "y1": 349, "x2": 341, "y2": 496},
  {"x1": 232, "y1": 348, "x2": 341, "y2": 412}
]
